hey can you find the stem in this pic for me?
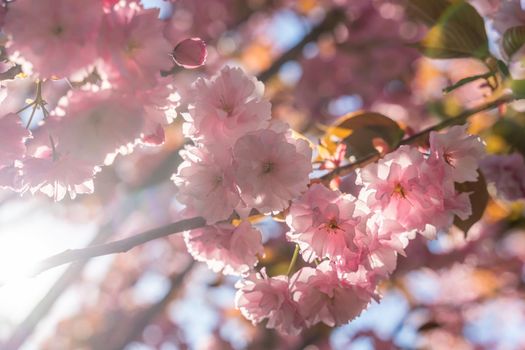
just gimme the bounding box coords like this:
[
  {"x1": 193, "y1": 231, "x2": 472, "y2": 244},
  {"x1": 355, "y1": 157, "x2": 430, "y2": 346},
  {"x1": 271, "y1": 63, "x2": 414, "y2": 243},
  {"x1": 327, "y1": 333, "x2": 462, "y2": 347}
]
[
  {"x1": 442, "y1": 71, "x2": 495, "y2": 94},
  {"x1": 23, "y1": 80, "x2": 45, "y2": 129},
  {"x1": 286, "y1": 244, "x2": 300, "y2": 276}
]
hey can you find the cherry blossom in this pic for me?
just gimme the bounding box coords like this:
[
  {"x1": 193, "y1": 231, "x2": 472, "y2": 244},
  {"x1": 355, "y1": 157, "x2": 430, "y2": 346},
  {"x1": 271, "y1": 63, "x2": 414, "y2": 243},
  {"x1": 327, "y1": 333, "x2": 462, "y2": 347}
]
[
  {"x1": 358, "y1": 144, "x2": 473, "y2": 238},
  {"x1": 3, "y1": 0, "x2": 103, "y2": 78},
  {"x1": 286, "y1": 184, "x2": 362, "y2": 262},
  {"x1": 173, "y1": 146, "x2": 240, "y2": 224},
  {"x1": 291, "y1": 262, "x2": 374, "y2": 327},
  {"x1": 358, "y1": 146, "x2": 435, "y2": 233},
  {"x1": 429, "y1": 125, "x2": 485, "y2": 183},
  {"x1": 22, "y1": 147, "x2": 95, "y2": 201},
  {"x1": 172, "y1": 38, "x2": 207, "y2": 69},
  {"x1": 183, "y1": 66, "x2": 271, "y2": 147},
  {"x1": 235, "y1": 271, "x2": 304, "y2": 335},
  {"x1": 349, "y1": 214, "x2": 413, "y2": 277},
  {"x1": 184, "y1": 221, "x2": 263, "y2": 276},
  {"x1": 34, "y1": 90, "x2": 144, "y2": 165},
  {"x1": 481, "y1": 153, "x2": 525, "y2": 200},
  {"x1": 233, "y1": 128, "x2": 312, "y2": 214},
  {"x1": 97, "y1": 6, "x2": 173, "y2": 88}
]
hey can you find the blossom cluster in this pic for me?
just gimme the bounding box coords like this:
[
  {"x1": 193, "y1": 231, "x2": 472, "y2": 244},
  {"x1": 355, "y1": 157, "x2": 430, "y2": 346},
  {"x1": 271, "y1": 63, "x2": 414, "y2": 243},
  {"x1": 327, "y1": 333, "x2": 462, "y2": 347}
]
[
  {"x1": 235, "y1": 125, "x2": 485, "y2": 334},
  {"x1": 174, "y1": 66, "x2": 487, "y2": 334},
  {"x1": 173, "y1": 66, "x2": 312, "y2": 274},
  {"x1": 0, "y1": 0, "x2": 206, "y2": 200}
]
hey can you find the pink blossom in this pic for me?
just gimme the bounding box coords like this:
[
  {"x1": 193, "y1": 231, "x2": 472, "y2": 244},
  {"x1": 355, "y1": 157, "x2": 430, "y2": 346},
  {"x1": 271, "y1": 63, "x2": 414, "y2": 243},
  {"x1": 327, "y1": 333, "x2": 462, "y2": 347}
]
[
  {"x1": 233, "y1": 128, "x2": 312, "y2": 214},
  {"x1": 286, "y1": 184, "x2": 361, "y2": 262},
  {"x1": 359, "y1": 146, "x2": 434, "y2": 232},
  {"x1": 97, "y1": 7, "x2": 173, "y2": 88},
  {"x1": 358, "y1": 145, "x2": 471, "y2": 237},
  {"x1": 173, "y1": 146, "x2": 240, "y2": 224},
  {"x1": 172, "y1": 38, "x2": 207, "y2": 69},
  {"x1": 291, "y1": 262, "x2": 373, "y2": 327},
  {"x1": 113, "y1": 77, "x2": 179, "y2": 142},
  {"x1": 481, "y1": 153, "x2": 525, "y2": 200},
  {"x1": 184, "y1": 221, "x2": 263, "y2": 275},
  {"x1": 0, "y1": 113, "x2": 31, "y2": 167},
  {"x1": 35, "y1": 90, "x2": 144, "y2": 165},
  {"x1": 4, "y1": 0, "x2": 102, "y2": 78},
  {"x1": 429, "y1": 125, "x2": 485, "y2": 183},
  {"x1": 235, "y1": 271, "x2": 304, "y2": 335},
  {"x1": 350, "y1": 214, "x2": 413, "y2": 277},
  {"x1": 22, "y1": 148, "x2": 95, "y2": 201},
  {"x1": 183, "y1": 66, "x2": 271, "y2": 147}
]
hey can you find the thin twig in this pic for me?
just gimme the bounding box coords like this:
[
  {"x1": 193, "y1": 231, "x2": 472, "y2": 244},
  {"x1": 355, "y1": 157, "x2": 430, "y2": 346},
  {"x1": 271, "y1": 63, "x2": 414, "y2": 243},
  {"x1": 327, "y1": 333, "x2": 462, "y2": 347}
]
[
  {"x1": 320, "y1": 95, "x2": 516, "y2": 182},
  {"x1": 256, "y1": 8, "x2": 346, "y2": 82},
  {"x1": 286, "y1": 244, "x2": 300, "y2": 276}
]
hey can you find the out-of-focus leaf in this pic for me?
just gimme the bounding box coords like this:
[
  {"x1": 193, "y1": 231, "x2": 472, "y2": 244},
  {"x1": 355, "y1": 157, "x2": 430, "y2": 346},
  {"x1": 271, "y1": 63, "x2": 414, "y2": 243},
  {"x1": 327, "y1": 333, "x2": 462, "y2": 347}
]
[
  {"x1": 454, "y1": 172, "x2": 489, "y2": 234},
  {"x1": 497, "y1": 59, "x2": 511, "y2": 77},
  {"x1": 407, "y1": 0, "x2": 490, "y2": 59},
  {"x1": 319, "y1": 112, "x2": 404, "y2": 159},
  {"x1": 492, "y1": 116, "x2": 525, "y2": 156},
  {"x1": 503, "y1": 25, "x2": 525, "y2": 57},
  {"x1": 509, "y1": 79, "x2": 525, "y2": 99},
  {"x1": 405, "y1": 0, "x2": 450, "y2": 26}
]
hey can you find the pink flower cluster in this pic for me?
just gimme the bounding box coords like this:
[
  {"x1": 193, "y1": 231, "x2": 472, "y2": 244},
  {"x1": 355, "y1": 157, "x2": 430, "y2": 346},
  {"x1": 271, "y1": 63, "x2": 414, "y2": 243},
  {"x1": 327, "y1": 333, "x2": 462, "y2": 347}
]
[
  {"x1": 175, "y1": 66, "x2": 312, "y2": 277},
  {"x1": 235, "y1": 125, "x2": 485, "y2": 335},
  {"x1": 173, "y1": 66, "x2": 312, "y2": 223},
  {"x1": 0, "y1": 0, "x2": 206, "y2": 200}
]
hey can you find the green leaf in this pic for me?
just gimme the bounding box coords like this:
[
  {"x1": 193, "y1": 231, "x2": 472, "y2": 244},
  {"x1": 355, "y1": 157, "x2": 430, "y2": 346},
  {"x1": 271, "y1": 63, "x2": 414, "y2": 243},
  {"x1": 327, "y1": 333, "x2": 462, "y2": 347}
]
[
  {"x1": 320, "y1": 112, "x2": 404, "y2": 159},
  {"x1": 407, "y1": 0, "x2": 490, "y2": 59},
  {"x1": 503, "y1": 25, "x2": 525, "y2": 57},
  {"x1": 509, "y1": 79, "x2": 525, "y2": 99},
  {"x1": 454, "y1": 172, "x2": 489, "y2": 235},
  {"x1": 442, "y1": 71, "x2": 494, "y2": 94}
]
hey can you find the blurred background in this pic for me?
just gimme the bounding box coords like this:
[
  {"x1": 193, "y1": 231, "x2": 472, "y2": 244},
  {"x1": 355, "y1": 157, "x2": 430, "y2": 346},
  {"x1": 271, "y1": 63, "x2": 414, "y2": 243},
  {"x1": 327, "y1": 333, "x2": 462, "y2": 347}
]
[{"x1": 1, "y1": 0, "x2": 525, "y2": 349}]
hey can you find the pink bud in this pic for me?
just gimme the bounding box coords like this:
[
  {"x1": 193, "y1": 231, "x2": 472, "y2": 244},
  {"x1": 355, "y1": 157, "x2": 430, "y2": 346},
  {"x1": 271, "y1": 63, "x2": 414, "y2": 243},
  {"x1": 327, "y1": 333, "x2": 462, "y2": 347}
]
[{"x1": 172, "y1": 38, "x2": 207, "y2": 69}]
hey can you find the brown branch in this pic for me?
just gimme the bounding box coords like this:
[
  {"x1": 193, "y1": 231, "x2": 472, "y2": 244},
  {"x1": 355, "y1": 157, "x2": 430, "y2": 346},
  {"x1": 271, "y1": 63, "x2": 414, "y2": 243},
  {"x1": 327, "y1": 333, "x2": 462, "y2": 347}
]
[
  {"x1": 31, "y1": 216, "x2": 205, "y2": 276},
  {"x1": 320, "y1": 95, "x2": 517, "y2": 182},
  {"x1": 256, "y1": 8, "x2": 346, "y2": 82},
  {"x1": 0, "y1": 64, "x2": 22, "y2": 81}
]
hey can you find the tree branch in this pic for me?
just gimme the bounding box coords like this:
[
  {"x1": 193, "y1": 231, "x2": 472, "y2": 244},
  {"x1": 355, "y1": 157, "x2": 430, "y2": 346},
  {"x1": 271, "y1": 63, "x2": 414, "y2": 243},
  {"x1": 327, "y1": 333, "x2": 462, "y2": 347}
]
[
  {"x1": 0, "y1": 64, "x2": 22, "y2": 81},
  {"x1": 23, "y1": 96, "x2": 518, "y2": 279},
  {"x1": 256, "y1": 8, "x2": 346, "y2": 82},
  {"x1": 31, "y1": 217, "x2": 206, "y2": 276},
  {"x1": 320, "y1": 95, "x2": 517, "y2": 182}
]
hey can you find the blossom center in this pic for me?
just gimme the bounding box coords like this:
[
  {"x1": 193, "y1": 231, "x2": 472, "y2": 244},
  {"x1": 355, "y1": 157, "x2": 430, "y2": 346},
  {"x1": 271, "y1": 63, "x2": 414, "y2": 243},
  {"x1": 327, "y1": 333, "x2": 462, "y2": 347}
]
[
  {"x1": 219, "y1": 96, "x2": 234, "y2": 116},
  {"x1": 393, "y1": 183, "x2": 406, "y2": 198},
  {"x1": 125, "y1": 39, "x2": 141, "y2": 56},
  {"x1": 262, "y1": 161, "x2": 274, "y2": 174},
  {"x1": 51, "y1": 24, "x2": 64, "y2": 37},
  {"x1": 326, "y1": 218, "x2": 340, "y2": 233}
]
